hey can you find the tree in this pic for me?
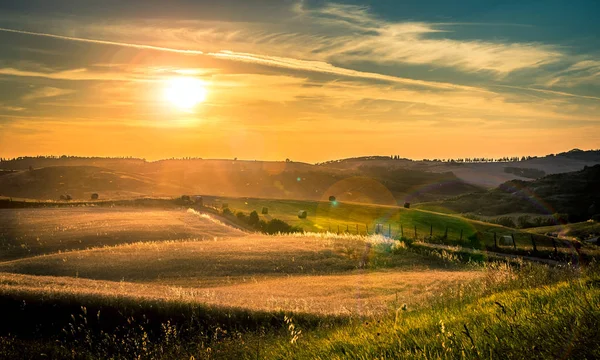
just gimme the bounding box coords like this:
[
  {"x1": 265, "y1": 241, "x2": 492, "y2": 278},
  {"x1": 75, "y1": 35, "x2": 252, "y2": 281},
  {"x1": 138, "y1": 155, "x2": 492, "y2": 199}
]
[{"x1": 248, "y1": 210, "x2": 260, "y2": 226}]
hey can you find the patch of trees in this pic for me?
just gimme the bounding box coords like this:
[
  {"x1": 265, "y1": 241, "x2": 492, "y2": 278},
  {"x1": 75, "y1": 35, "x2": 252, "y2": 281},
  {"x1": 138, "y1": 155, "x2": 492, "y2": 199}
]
[
  {"x1": 227, "y1": 209, "x2": 302, "y2": 234},
  {"x1": 517, "y1": 214, "x2": 569, "y2": 229},
  {"x1": 504, "y1": 167, "x2": 546, "y2": 179}
]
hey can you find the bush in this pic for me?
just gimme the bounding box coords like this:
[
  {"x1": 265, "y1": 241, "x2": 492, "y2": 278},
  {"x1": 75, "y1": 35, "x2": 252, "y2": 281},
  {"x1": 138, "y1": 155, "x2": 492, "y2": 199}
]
[
  {"x1": 222, "y1": 207, "x2": 233, "y2": 216},
  {"x1": 236, "y1": 212, "x2": 247, "y2": 222},
  {"x1": 518, "y1": 215, "x2": 533, "y2": 228},
  {"x1": 263, "y1": 219, "x2": 301, "y2": 234},
  {"x1": 248, "y1": 211, "x2": 260, "y2": 226},
  {"x1": 493, "y1": 217, "x2": 516, "y2": 228}
]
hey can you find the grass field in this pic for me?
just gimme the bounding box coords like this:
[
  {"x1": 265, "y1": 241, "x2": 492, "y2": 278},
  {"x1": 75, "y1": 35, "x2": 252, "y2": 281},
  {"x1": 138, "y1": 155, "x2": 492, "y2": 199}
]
[
  {"x1": 0, "y1": 230, "x2": 480, "y2": 315},
  {"x1": 1, "y1": 205, "x2": 599, "y2": 358},
  {"x1": 204, "y1": 196, "x2": 587, "y2": 254},
  {"x1": 527, "y1": 220, "x2": 600, "y2": 241},
  {"x1": 0, "y1": 207, "x2": 244, "y2": 261}
]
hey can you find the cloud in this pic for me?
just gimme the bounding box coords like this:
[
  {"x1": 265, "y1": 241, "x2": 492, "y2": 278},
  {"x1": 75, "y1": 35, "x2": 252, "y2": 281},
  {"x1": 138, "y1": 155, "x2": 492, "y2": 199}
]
[
  {"x1": 21, "y1": 87, "x2": 74, "y2": 101},
  {"x1": 544, "y1": 60, "x2": 600, "y2": 88},
  {"x1": 292, "y1": 2, "x2": 562, "y2": 74}
]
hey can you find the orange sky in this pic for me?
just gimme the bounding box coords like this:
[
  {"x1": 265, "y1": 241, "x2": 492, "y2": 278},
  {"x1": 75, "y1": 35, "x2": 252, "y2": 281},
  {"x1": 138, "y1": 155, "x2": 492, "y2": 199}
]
[{"x1": 0, "y1": 1, "x2": 599, "y2": 162}]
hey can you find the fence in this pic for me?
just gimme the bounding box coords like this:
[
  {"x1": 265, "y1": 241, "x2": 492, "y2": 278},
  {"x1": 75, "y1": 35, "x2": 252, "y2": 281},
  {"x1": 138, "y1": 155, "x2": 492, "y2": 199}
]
[{"x1": 315, "y1": 221, "x2": 577, "y2": 256}]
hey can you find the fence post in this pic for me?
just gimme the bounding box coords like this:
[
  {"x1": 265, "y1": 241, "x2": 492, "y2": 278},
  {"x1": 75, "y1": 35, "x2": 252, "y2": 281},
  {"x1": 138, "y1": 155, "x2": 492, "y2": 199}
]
[
  {"x1": 494, "y1": 232, "x2": 497, "y2": 249},
  {"x1": 460, "y1": 229, "x2": 463, "y2": 242},
  {"x1": 337, "y1": 225, "x2": 340, "y2": 234},
  {"x1": 530, "y1": 234, "x2": 537, "y2": 253},
  {"x1": 444, "y1": 226, "x2": 448, "y2": 240},
  {"x1": 552, "y1": 238, "x2": 558, "y2": 256},
  {"x1": 366, "y1": 223, "x2": 369, "y2": 235},
  {"x1": 414, "y1": 225, "x2": 417, "y2": 240},
  {"x1": 430, "y1": 224, "x2": 433, "y2": 237},
  {"x1": 346, "y1": 224, "x2": 349, "y2": 233},
  {"x1": 356, "y1": 224, "x2": 358, "y2": 234},
  {"x1": 511, "y1": 234, "x2": 517, "y2": 250},
  {"x1": 388, "y1": 224, "x2": 391, "y2": 238},
  {"x1": 400, "y1": 224, "x2": 404, "y2": 237}
]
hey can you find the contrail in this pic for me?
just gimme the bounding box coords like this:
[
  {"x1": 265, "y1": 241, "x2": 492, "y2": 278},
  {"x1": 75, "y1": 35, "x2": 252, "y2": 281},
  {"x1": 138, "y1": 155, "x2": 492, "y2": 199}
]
[
  {"x1": 0, "y1": 27, "x2": 204, "y2": 55},
  {"x1": 0, "y1": 26, "x2": 477, "y2": 90}
]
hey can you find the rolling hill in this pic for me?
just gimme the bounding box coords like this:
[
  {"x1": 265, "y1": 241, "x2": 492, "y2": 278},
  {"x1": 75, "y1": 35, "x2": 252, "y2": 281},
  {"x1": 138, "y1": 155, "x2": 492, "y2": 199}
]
[{"x1": 428, "y1": 164, "x2": 600, "y2": 222}]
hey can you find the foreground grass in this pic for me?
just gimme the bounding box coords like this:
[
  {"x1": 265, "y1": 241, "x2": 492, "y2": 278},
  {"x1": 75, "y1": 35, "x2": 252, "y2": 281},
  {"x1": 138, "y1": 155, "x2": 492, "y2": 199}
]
[
  {"x1": 260, "y1": 267, "x2": 600, "y2": 359},
  {"x1": 1, "y1": 258, "x2": 597, "y2": 359}
]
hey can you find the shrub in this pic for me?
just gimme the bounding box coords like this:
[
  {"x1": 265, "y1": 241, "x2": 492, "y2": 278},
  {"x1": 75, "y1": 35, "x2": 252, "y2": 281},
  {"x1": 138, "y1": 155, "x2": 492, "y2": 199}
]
[
  {"x1": 248, "y1": 211, "x2": 260, "y2": 226},
  {"x1": 263, "y1": 219, "x2": 300, "y2": 234},
  {"x1": 518, "y1": 215, "x2": 533, "y2": 228},
  {"x1": 493, "y1": 217, "x2": 516, "y2": 228},
  {"x1": 222, "y1": 207, "x2": 233, "y2": 216},
  {"x1": 236, "y1": 212, "x2": 247, "y2": 222}
]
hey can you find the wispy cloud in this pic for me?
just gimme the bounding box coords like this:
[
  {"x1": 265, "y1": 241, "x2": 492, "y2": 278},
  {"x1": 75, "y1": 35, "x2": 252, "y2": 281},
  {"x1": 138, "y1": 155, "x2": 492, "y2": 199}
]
[
  {"x1": 293, "y1": 2, "x2": 562, "y2": 75},
  {"x1": 21, "y1": 87, "x2": 74, "y2": 101}
]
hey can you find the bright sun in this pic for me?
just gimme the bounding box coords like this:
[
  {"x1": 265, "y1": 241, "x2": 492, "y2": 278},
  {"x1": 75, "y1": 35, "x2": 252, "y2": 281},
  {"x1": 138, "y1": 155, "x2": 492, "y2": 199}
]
[{"x1": 164, "y1": 77, "x2": 207, "y2": 110}]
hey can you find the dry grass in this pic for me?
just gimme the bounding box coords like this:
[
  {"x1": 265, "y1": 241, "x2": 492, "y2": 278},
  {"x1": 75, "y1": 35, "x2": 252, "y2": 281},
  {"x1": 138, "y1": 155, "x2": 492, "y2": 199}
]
[
  {"x1": 0, "y1": 229, "x2": 481, "y2": 315},
  {"x1": 0, "y1": 268, "x2": 478, "y2": 316},
  {"x1": 0, "y1": 207, "x2": 245, "y2": 260}
]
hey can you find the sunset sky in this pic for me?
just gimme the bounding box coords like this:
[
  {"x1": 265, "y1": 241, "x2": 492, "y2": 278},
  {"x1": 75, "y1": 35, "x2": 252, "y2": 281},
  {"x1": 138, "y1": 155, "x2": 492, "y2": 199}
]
[{"x1": 0, "y1": 0, "x2": 599, "y2": 162}]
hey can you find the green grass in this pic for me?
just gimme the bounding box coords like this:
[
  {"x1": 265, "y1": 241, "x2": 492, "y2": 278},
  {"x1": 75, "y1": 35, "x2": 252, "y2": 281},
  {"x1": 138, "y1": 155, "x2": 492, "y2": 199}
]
[
  {"x1": 206, "y1": 196, "x2": 584, "y2": 252},
  {"x1": 528, "y1": 220, "x2": 600, "y2": 241},
  {"x1": 257, "y1": 267, "x2": 600, "y2": 359},
  {"x1": 2, "y1": 259, "x2": 598, "y2": 359}
]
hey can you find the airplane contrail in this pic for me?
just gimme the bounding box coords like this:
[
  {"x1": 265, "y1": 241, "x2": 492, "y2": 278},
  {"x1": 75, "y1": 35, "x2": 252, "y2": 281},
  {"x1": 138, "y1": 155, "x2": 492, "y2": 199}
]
[{"x1": 0, "y1": 27, "x2": 204, "y2": 55}]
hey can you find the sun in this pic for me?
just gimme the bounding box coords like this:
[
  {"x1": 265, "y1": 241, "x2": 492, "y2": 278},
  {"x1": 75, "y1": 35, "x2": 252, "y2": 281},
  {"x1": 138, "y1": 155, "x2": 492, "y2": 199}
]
[{"x1": 164, "y1": 77, "x2": 207, "y2": 110}]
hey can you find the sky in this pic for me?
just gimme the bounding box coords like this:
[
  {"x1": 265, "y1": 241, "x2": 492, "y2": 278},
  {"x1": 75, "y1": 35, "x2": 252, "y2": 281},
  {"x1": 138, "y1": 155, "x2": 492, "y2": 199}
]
[{"x1": 0, "y1": 0, "x2": 598, "y2": 162}]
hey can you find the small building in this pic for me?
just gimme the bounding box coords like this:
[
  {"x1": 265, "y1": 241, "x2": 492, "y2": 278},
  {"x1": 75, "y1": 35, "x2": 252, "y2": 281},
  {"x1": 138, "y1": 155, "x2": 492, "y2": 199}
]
[
  {"x1": 404, "y1": 202, "x2": 411, "y2": 209},
  {"x1": 261, "y1": 207, "x2": 269, "y2": 215},
  {"x1": 298, "y1": 210, "x2": 308, "y2": 219}
]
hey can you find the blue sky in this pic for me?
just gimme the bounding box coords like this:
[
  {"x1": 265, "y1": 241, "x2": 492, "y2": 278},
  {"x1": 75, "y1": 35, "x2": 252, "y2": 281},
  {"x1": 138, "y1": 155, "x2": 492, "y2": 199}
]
[{"x1": 0, "y1": 0, "x2": 598, "y2": 161}]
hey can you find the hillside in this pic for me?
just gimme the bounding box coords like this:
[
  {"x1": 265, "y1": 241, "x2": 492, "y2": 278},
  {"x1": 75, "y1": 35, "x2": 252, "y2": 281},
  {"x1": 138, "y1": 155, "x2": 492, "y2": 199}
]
[
  {"x1": 0, "y1": 149, "x2": 597, "y2": 203},
  {"x1": 0, "y1": 163, "x2": 480, "y2": 204},
  {"x1": 430, "y1": 164, "x2": 600, "y2": 222},
  {"x1": 0, "y1": 166, "x2": 184, "y2": 200}
]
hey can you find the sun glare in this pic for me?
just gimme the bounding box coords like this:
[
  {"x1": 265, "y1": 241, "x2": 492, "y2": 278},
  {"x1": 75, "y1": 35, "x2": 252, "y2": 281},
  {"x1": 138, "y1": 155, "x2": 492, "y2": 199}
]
[{"x1": 164, "y1": 77, "x2": 207, "y2": 110}]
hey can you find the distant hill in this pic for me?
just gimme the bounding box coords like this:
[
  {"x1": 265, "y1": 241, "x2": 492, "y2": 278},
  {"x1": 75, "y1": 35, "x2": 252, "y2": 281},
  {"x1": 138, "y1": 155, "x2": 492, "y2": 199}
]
[
  {"x1": 431, "y1": 165, "x2": 600, "y2": 222},
  {"x1": 0, "y1": 162, "x2": 480, "y2": 204},
  {"x1": 318, "y1": 149, "x2": 600, "y2": 188},
  {"x1": 0, "y1": 166, "x2": 184, "y2": 200},
  {"x1": 0, "y1": 149, "x2": 597, "y2": 203}
]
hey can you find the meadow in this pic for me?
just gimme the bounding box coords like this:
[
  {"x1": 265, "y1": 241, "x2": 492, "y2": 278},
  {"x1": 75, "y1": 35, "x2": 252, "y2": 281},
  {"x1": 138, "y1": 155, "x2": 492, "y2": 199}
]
[
  {"x1": 1, "y1": 204, "x2": 599, "y2": 358},
  {"x1": 205, "y1": 196, "x2": 587, "y2": 257}
]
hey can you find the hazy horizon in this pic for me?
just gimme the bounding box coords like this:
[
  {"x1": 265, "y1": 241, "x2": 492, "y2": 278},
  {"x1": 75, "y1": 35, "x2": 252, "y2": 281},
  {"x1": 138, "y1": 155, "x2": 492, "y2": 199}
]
[{"x1": 1, "y1": 146, "x2": 599, "y2": 164}]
